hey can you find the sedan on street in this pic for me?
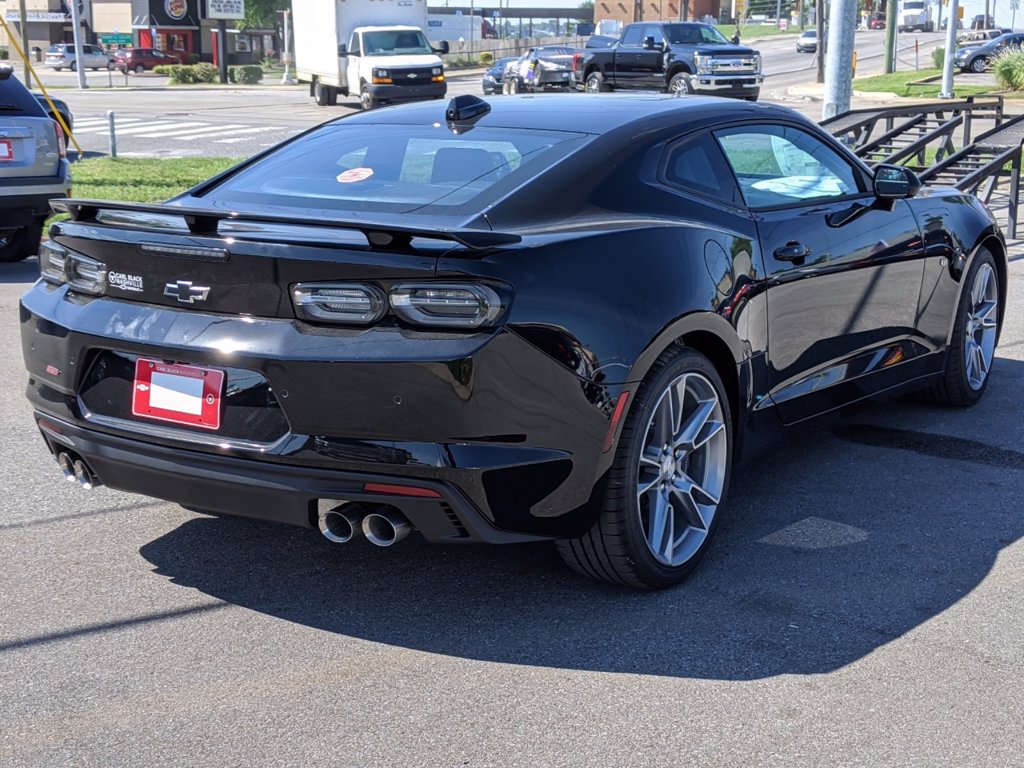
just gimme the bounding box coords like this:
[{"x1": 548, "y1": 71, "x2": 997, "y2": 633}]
[
  {"x1": 796, "y1": 29, "x2": 818, "y2": 53},
  {"x1": 481, "y1": 56, "x2": 519, "y2": 95},
  {"x1": 22, "y1": 94, "x2": 1006, "y2": 588}
]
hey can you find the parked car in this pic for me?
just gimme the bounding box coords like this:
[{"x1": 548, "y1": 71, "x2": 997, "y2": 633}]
[
  {"x1": 502, "y1": 46, "x2": 575, "y2": 93},
  {"x1": 33, "y1": 93, "x2": 73, "y2": 132},
  {"x1": 481, "y1": 56, "x2": 519, "y2": 95},
  {"x1": 954, "y1": 32, "x2": 1024, "y2": 72},
  {"x1": 796, "y1": 29, "x2": 817, "y2": 53},
  {"x1": 114, "y1": 48, "x2": 182, "y2": 73},
  {"x1": 0, "y1": 64, "x2": 71, "y2": 262},
  {"x1": 957, "y1": 28, "x2": 1011, "y2": 45},
  {"x1": 23, "y1": 94, "x2": 1006, "y2": 588},
  {"x1": 45, "y1": 43, "x2": 115, "y2": 71},
  {"x1": 868, "y1": 12, "x2": 886, "y2": 29}
]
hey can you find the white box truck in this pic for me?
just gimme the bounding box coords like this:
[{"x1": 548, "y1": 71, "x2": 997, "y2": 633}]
[
  {"x1": 898, "y1": 0, "x2": 934, "y2": 32},
  {"x1": 293, "y1": 0, "x2": 449, "y2": 109}
]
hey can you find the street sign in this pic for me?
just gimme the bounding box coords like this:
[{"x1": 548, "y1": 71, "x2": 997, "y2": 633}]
[{"x1": 100, "y1": 33, "x2": 132, "y2": 45}]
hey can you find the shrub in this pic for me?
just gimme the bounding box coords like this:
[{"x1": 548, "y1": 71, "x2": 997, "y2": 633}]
[
  {"x1": 187, "y1": 53, "x2": 201, "y2": 65},
  {"x1": 932, "y1": 47, "x2": 944, "y2": 69},
  {"x1": 992, "y1": 48, "x2": 1024, "y2": 90},
  {"x1": 228, "y1": 65, "x2": 263, "y2": 84},
  {"x1": 160, "y1": 63, "x2": 219, "y2": 84},
  {"x1": 0, "y1": 47, "x2": 8, "y2": 60},
  {"x1": 479, "y1": 51, "x2": 494, "y2": 66}
]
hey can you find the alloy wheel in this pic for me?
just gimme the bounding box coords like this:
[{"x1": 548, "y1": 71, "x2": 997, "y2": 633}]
[
  {"x1": 964, "y1": 263, "x2": 998, "y2": 390},
  {"x1": 636, "y1": 371, "x2": 727, "y2": 566}
]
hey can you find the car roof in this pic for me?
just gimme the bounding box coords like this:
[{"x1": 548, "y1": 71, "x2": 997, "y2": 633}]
[{"x1": 339, "y1": 93, "x2": 794, "y2": 135}]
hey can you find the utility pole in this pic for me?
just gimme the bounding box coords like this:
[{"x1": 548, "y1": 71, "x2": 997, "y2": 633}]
[
  {"x1": 281, "y1": 9, "x2": 295, "y2": 84},
  {"x1": 17, "y1": 0, "x2": 31, "y2": 88},
  {"x1": 70, "y1": 0, "x2": 88, "y2": 89},
  {"x1": 883, "y1": 0, "x2": 897, "y2": 72},
  {"x1": 939, "y1": 0, "x2": 961, "y2": 97},
  {"x1": 816, "y1": 0, "x2": 825, "y2": 83},
  {"x1": 822, "y1": 0, "x2": 858, "y2": 118}
]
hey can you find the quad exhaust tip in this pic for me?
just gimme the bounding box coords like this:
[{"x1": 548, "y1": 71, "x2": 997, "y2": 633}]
[
  {"x1": 318, "y1": 503, "x2": 369, "y2": 544},
  {"x1": 56, "y1": 452, "x2": 101, "y2": 490},
  {"x1": 362, "y1": 508, "x2": 412, "y2": 547}
]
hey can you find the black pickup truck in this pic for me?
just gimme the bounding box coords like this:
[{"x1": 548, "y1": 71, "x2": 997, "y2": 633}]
[{"x1": 574, "y1": 21, "x2": 763, "y2": 100}]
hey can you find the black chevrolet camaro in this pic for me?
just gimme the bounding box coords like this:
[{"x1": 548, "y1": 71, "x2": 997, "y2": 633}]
[{"x1": 21, "y1": 95, "x2": 1006, "y2": 588}]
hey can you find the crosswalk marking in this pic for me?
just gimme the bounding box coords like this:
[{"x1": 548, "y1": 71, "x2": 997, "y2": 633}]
[
  {"x1": 211, "y1": 127, "x2": 284, "y2": 142},
  {"x1": 134, "y1": 123, "x2": 248, "y2": 139},
  {"x1": 78, "y1": 122, "x2": 207, "y2": 136},
  {"x1": 167, "y1": 124, "x2": 250, "y2": 139}
]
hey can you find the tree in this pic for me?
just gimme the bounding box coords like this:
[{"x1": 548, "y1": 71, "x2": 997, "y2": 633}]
[{"x1": 240, "y1": 0, "x2": 290, "y2": 31}]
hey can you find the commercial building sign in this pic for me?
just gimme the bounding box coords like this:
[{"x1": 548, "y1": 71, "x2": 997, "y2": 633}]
[
  {"x1": 4, "y1": 11, "x2": 69, "y2": 22},
  {"x1": 206, "y1": 0, "x2": 244, "y2": 20}
]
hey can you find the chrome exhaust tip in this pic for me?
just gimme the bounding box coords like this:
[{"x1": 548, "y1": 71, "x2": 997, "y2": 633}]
[
  {"x1": 72, "y1": 459, "x2": 97, "y2": 490},
  {"x1": 362, "y1": 509, "x2": 412, "y2": 547},
  {"x1": 57, "y1": 452, "x2": 77, "y2": 483},
  {"x1": 318, "y1": 504, "x2": 367, "y2": 544}
]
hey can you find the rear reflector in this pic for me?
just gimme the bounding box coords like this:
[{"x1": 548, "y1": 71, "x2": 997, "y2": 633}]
[
  {"x1": 363, "y1": 482, "x2": 442, "y2": 499},
  {"x1": 602, "y1": 391, "x2": 630, "y2": 453}
]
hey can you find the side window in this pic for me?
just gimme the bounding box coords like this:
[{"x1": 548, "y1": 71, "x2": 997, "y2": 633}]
[
  {"x1": 642, "y1": 26, "x2": 665, "y2": 45},
  {"x1": 662, "y1": 134, "x2": 741, "y2": 206},
  {"x1": 714, "y1": 124, "x2": 862, "y2": 209},
  {"x1": 621, "y1": 26, "x2": 645, "y2": 46},
  {"x1": 349, "y1": 33, "x2": 362, "y2": 56}
]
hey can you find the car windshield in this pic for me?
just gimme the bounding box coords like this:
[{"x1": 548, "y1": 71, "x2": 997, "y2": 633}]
[
  {"x1": 664, "y1": 24, "x2": 731, "y2": 45},
  {"x1": 362, "y1": 30, "x2": 433, "y2": 56},
  {"x1": 204, "y1": 123, "x2": 593, "y2": 214}
]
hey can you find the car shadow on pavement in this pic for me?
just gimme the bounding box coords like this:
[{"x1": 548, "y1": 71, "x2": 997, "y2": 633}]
[{"x1": 138, "y1": 358, "x2": 1024, "y2": 681}]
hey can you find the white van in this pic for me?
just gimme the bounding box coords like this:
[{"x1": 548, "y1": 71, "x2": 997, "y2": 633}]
[{"x1": 45, "y1": 44, "x2": 115, "y2": 72}]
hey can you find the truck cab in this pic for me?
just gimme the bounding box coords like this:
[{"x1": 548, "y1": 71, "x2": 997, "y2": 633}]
[{"x1": 342, "y1": 26, "x2": 447, "y2": 109}]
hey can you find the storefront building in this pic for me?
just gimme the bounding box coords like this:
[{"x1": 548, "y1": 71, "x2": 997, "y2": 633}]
[{"x1": 130, "y1": 0, "x2": 200, "y2": 59}]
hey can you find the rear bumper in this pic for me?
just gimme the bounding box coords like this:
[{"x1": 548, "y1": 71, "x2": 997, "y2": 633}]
[
  {"x1": 21, "y1": 283, "x2": 617, "y2": 542},
  {"x1": 0, "y1": 174, "x2": 70, "y2": 227}
]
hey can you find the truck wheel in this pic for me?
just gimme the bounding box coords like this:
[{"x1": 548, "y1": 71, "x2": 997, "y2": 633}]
[
  {"x1": 556, "y1": 346, "x2": 733, "y2": 588},
  {"x1": 508, "y1": 77, "x2": 520, "y2": 94},
  {"x1": 668, "y1": 72, "x2": 693, "y2": 95},
  {"x1": 314, "y1": 80, "x2": 331, "y2": 106},
  {"x1": 359, "y1": 83, "x2": 378, "y2": 110},
  {"x1": 584, "y1": 71, "x2": 608, "y2": 93}
]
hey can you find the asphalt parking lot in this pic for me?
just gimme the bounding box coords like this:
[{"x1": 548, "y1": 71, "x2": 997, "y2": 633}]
[{"x1": 3, "y1": 56, "x2": 1024, "y2": 762}]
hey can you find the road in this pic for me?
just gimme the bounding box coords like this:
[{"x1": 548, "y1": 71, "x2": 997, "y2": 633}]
[{"x1": 2, "y1": 36, "x2": 1022, "y2": 766}]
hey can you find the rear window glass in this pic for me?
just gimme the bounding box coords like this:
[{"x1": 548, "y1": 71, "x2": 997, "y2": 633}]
[
  {"x1": 0, "y1": 72, "x2": 47, "y2": 116},
  {"x1": 205, "y1": 122, "x2": 592, "y2": 214}
]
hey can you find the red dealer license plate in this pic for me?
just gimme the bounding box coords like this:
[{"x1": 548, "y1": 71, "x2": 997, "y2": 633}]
[
  {"x1": 0, "y1": 139, "x2": 13, "y2": 162},
  {"x1": 131, "y1": 359, "x2": 225, "y2": 430}
]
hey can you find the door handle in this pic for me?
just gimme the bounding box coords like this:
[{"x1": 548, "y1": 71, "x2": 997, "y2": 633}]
[{"x1": 774, "y1": 242, "x2": 811, "y2": 263}]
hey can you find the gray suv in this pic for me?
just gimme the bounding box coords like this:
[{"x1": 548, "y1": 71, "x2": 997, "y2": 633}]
[{"x1": 0, "y1": 65, "x2": 72, "y2": 262}]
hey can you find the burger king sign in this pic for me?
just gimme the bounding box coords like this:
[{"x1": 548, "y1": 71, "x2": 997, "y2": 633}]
[{"x1": 165, "y1": 0, "x2": 187, "y2": 21}]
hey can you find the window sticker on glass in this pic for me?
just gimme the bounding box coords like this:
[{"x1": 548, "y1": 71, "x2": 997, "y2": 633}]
[{"x1": 337, "y1": 167, "x2": 375, "y2": 183}]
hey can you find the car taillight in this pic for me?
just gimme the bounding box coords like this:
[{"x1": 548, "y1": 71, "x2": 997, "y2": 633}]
[
  {"x1": 573, "y1": 52, "x2": 583, "y2": 72},
  {"x1": 38, "y1": 241, "x2": 106, "y2": 295},
  {"x1": 389, "y1": 283, "x2": 504, "y2": 328},
  {"x1": 53, "y1": 120, "x2": 67, "y2": 158},
  {"x1": 292, "y1": 283, "x2": 387, "y2": 324}
]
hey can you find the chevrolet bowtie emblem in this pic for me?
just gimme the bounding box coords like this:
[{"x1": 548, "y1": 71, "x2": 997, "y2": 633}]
[{"x1": 164, "y1": 280, "x2": 211, "y2": 304}]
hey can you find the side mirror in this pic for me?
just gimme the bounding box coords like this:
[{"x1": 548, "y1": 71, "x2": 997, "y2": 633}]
[
  {"x1": 434, "y1": 40, "x2": 450, "y2": 54},
  {"x1": 874, "y1": 164, "x2": 922, "y2": 199},
  {"x1": 643, "y1": 35, "x2": 661, "y2": 50},
  {"x1": 338, "y1": 43, "x2": 348, "y2": 57}
]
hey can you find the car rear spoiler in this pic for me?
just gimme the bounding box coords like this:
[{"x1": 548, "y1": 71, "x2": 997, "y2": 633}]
[{"x1": 51, "y1": 199, "x2": 522, "y2": 251}]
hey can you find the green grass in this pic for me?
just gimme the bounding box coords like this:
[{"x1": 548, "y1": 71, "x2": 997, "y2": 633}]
[
  {"x1": 853, "y1": 68, "x2": 993, "y2": 97},
  {"x1": 69, "y1": 157, "x2": 241, "y2": 202}
]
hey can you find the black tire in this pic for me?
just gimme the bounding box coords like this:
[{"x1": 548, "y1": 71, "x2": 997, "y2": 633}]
[
  {"x1": 971, "y1": 57, "x2": 988, "y2": 73},
  {"x1": 923, "y1": 248, "x2": 1000, "y2": 406},
  {"x1": 0, "y1": 220, "x2": 44, "y2": 263},
  {"x1": 69, "y1": 60, "x2": 77, "y2": 72},
  {"x1": 584, "y1": 71, "x2": 608, "y2": 93},
  {"x1": 359, "y1": 83, "x2": 377, "y2": 110},
  {"x1": 508, "y1": 77, "x2": 520, "y2": 94},
  {"x1": 54, "y1": 67, "x2": 62, "y2": 72},
  {"x1": 668, "y1": 72, "x2": 693, "y2": 95},
  {"x1": 314, "y1": 80, "x2": 330, "y2": 106},
  {"x1": 107, "y1": 61, "x2": 115, "y2": 70},
  {"x1": 134, "y1": 64, "x2": 145, "y2": 74},
  {"x1": 557, "y1": 346, "x2": 733, "y2": 589}
]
